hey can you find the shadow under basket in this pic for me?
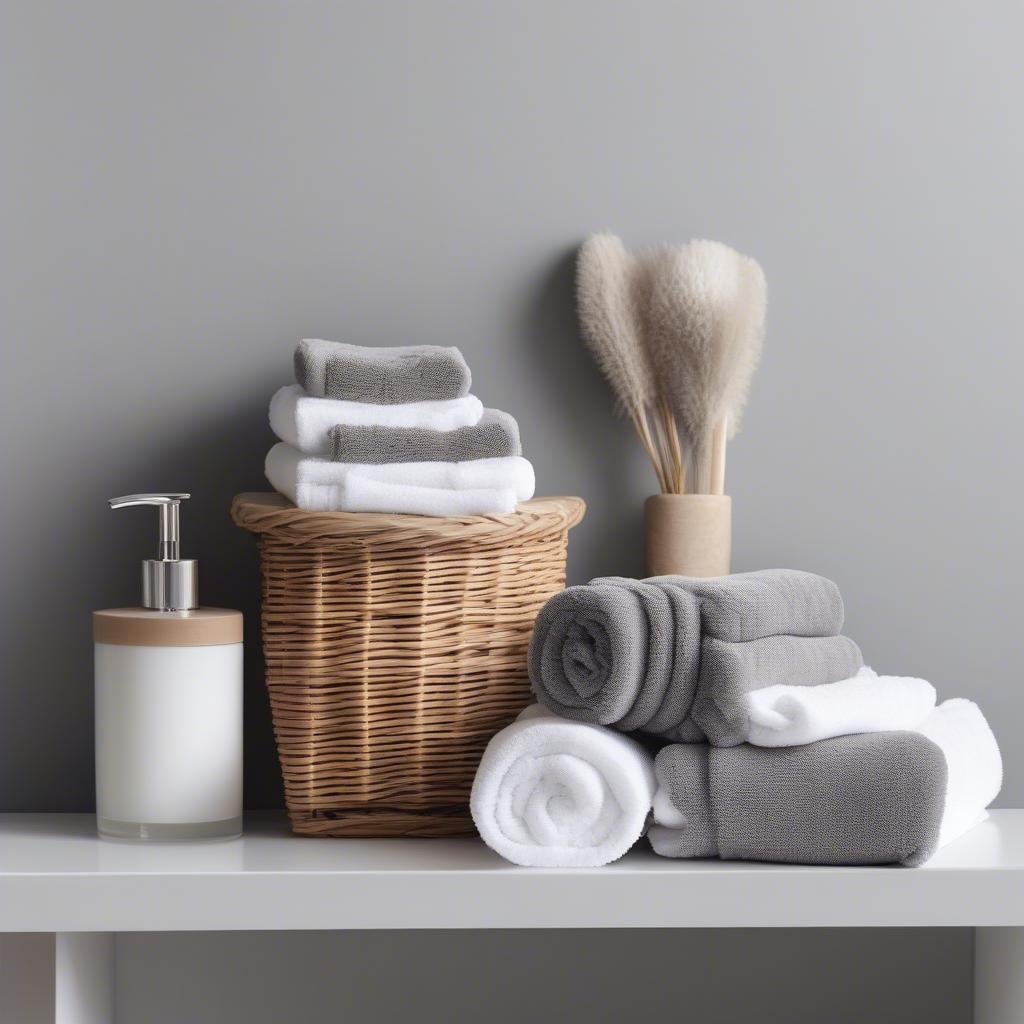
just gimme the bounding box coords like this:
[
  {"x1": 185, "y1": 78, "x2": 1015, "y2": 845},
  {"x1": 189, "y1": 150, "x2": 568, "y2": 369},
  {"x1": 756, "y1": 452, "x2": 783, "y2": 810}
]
[{"x1": 231, "y1": 493, "x2": 585, "y2": 838}]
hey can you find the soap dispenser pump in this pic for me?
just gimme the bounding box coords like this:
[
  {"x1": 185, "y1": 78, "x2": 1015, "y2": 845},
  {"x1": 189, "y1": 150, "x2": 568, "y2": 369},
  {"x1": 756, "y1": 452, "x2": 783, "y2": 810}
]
[{"x1": 93, "y1": 493, "x2": 243, "y2": 841}]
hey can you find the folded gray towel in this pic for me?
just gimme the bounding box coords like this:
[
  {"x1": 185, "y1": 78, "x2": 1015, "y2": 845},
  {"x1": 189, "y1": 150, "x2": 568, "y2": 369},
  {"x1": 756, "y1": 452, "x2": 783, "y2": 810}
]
[
  {"x1": 649, "y1": 733, "x2": 947, "y2": 866},
  {"x1": 329, "y1": 409, "x2": 521, "y2": 464},
  {"x1": 694, "y1": 633, "x2": 864, "y2": 746},
  {"x1": 528, "y1": 570, "x2": 863, "y2": 743},
  {"x1": 295, "y1": 339, "x2": 471, "y2": 403}
]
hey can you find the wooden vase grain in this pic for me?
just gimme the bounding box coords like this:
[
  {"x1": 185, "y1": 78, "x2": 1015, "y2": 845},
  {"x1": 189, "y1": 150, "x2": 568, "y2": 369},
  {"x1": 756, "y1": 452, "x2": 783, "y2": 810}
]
[{"x1": 644, "y1": 494, "x2": 731, "y2": 578}]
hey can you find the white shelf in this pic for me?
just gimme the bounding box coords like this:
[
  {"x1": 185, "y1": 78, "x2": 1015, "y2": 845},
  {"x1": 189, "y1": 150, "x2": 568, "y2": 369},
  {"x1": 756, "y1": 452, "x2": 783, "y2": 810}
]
[{"x1": 2, "y1": 811, "x2": 1024, "y2": 932}]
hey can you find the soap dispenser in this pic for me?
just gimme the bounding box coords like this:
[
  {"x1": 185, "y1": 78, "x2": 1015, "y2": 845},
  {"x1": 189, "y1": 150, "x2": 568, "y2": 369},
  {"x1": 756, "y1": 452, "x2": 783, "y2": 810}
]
[{"x1": 93, "y1": 493, "x2": 243, "y2": 840}]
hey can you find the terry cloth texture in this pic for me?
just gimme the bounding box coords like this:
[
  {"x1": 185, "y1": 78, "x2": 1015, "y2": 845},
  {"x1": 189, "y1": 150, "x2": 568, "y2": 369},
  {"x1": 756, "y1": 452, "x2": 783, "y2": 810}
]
[
  {"x1": 340, "y1": 475, "x2": 515, "y2": 516},
  {"x1": 470, "y1": 705, "x2": 655, "y2": 868},
  {"x1": 913, "y1": 698, "x2": 1002, "y2": 848},
  {"x1": 265, "y1": 442, "x2": 534, "y2": 515},
  {"x1": 745, "y1": 665, "x2": 937, "y2": 747},
  {"x1": 694, "y1": 634, "x2": 864, "y2": 745},
  {"x1": 529, "y1": 570, "x2": 862, "y2": 743},
  {"x1": 649, "y1": 698, "x2": 1001, "y2": 866},
  {"x1": 328, "y1": 409, "x2": 521, "y2": 464},
  {"x1": 295, "y1": 338, "x2": 471, "y2": 403},
  {"x1": 269, "y1": 384, "x2": 484, "y2": 456},
  {"x1": 650, "y1": 731, "x2": 947, "y2": 866}
]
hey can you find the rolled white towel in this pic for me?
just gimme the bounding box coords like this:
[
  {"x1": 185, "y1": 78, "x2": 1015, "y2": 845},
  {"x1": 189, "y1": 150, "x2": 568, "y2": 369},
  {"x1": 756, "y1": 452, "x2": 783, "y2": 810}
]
[
  {"x1": 270, "y1": 384, "x2": 484, "y2": 456},
  {"x1": 470, "y1": 705, "x2": 655, "y2": 867},
  {"x1": 915, "y1": 698, "x2": 1002, "y2": 849},
  {"x1": 265, "y1": 442, "x2": 535, "y2": 515},
  {"x1": 745, "y1": 666, "x2": 936, "y2": 747}
]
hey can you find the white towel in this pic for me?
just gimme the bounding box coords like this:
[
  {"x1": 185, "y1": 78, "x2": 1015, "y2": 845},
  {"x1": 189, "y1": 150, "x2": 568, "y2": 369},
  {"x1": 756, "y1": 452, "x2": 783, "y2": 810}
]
[
  {"x1": 915, "y1": 698, "x2": 1002, "y2": 849},
  {"x1": 265, "y1": 442, "x2": 535, "y2": 516},
  {"x1": 342, "y1": 476, "x2": 516, "y2": 516},
  {"x1": 470, "y1": 705, "x2": 655, "y2": 867},
  {"x1": 270, "y1": 384, "x2": 484, "y2": 456},
  {"x1": 745, "y1": 666, "x2": 937, "y2": 747}
]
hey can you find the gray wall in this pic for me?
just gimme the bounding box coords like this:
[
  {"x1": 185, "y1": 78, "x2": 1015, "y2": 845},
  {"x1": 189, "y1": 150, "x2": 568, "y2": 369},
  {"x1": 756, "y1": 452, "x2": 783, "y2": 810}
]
[
  {"x1": 6, "y1": 0, "x2": 1022, "y2": 813},
  {"x1": 116, "y1": 929, "x2": 972, "y2": 1024},
  {"x1": 2, "y1": 3, "x2": 1020, "y2": 1020}
]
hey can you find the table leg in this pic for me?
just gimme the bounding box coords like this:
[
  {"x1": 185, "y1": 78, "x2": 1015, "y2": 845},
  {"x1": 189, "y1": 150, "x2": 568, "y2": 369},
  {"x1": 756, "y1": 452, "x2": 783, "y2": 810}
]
[
  {"x1": 975, "y1": 927, "x2": 1024, "y2": 1024},
  {"x1": 0, "y1": 933, "x2": 115, "y2": 1024},
  {"x1": 56, "y1": 933, "x2": 115, "y2": 1024}
]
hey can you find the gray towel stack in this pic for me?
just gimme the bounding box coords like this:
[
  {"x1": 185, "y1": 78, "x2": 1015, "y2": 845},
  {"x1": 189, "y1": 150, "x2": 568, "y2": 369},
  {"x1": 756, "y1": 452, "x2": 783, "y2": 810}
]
[
  {"x1": 526, "y1": 568, "x2": 985, "y2": 867},
  {"x1": 296, "y1": 339, "x2": 521, "y2": 467},
  {"x1": 529, "y1": 570, "x2": 863, "y2": 744},
  {"x1": 265, "y1": 339, "x2": 534, "y2": 516}
]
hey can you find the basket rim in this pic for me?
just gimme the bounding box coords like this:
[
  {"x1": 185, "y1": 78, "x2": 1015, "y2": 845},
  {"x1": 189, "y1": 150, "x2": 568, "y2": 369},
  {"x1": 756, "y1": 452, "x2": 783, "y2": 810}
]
[{"x1": 231, "y1": 492, "x2": 585, "y2": 545}]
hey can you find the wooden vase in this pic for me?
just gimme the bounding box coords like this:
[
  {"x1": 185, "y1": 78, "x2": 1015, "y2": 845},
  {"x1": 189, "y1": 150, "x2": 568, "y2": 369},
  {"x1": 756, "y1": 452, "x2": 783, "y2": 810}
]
[{"x1": 644, "y1": 494, "x2": 731, "y2": 578}]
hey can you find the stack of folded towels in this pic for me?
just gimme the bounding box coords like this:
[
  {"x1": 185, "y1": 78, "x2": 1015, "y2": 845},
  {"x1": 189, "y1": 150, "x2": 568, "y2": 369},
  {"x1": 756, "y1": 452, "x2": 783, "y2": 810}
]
[
  {"x1": 265, "y1": 339, "x2": 535, "y2": 516},
  {"x1": 471, "y1": 569, "x2": 1002, "y2": 867}
]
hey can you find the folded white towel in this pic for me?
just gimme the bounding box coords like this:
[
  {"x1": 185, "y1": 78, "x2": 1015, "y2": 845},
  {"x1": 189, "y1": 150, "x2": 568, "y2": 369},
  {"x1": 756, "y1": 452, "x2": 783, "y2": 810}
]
[
  {"x1": 342, "y1": 476, "x2": 516, "y2": 516},
  {"x1": 270, "y1": 384, "x2": 484, "y2": 456},
  {"x1": 745, "y1": 666, "x2": 937, "y2": 747},
  {"x1": 915, "y1": 698, "x2": 1002, "y2": 849},
  {"x1": 265, "y1": 442, "x2": 535, "y2": 516},
  {"x1": 470, "y1": 705, "x2": 655, "y2": 867}
]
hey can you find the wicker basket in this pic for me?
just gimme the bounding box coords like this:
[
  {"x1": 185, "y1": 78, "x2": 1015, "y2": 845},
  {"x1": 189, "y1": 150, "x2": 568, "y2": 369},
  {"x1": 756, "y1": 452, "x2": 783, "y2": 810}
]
[{"x1": 231, "y1": 492, "x2": 585, "y2": 837}]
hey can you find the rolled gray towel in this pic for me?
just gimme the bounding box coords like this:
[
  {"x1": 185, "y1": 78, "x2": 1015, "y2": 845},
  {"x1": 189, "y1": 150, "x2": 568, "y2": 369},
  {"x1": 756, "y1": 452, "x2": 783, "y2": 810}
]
[
  {"x1": 528, "y1": 570, "x2": 863, "y2": 742},
  {"x1": 649, "y1": 733, "x2": 947, "y2": 866},
  {"x1": 329, "y1": 409, "x2": 521, "y2": 464},
  {"x1": 295, "y1": 338, "x2": 471, "y2": 403}
]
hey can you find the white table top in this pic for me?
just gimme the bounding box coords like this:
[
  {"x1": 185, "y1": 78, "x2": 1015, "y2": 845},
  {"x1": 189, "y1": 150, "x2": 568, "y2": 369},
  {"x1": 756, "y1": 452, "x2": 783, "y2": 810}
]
[{"x1": 2, "y1": 812, "x2": 1023, "y2": 932}]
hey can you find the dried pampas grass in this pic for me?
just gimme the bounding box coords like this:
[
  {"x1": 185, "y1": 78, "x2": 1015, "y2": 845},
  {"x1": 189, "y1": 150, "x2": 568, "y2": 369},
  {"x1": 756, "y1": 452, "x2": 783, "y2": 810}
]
[
  {"x1": 577, "y1": 234, "x2": 682, "y2": 492},
  {"x1": 647, "y1": 240, "x2": 765, "y2": 492},
  {"x1": 575, "y1": 232, "x2": 765, "y2": 495},
  {"x1": 576, "y1": 234, "x2": 654, "y2": 416}
]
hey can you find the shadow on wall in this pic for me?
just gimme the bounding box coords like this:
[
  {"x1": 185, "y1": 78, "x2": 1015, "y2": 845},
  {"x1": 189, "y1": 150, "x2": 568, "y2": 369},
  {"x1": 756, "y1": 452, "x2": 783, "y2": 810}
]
[
  {"x1": 519, "y1": 245, "x2": 645, "y2": 584},
  {"x1": 0, "y1": 390, "x2": 284, "y2": 811}
]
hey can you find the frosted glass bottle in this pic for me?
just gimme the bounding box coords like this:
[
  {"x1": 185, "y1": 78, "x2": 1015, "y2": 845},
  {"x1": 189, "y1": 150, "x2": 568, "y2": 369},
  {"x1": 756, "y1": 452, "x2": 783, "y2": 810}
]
[{"x1": 94, "y1": 494, "x2": 243, "y2": 841}]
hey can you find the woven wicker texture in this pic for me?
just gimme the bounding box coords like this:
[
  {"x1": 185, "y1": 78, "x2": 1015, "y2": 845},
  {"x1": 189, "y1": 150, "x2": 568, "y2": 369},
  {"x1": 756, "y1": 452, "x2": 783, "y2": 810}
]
[{"x1": 231, "y1": 493, "x2": 585, "y2": 837}]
